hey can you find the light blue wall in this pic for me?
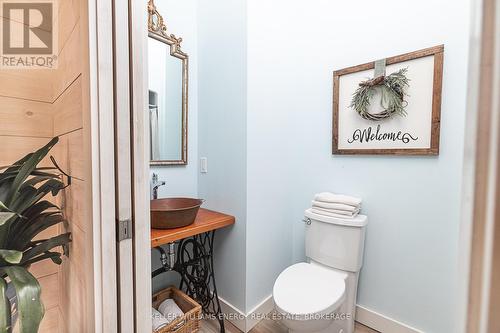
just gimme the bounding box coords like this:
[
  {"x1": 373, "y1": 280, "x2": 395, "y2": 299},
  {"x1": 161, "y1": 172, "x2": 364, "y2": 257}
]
[
  {"x1": 197, "y1": 0, "x2": 248, "y2": 312},
  {"x1": 149, "y1": 0, "x2": 199, "y2": 293},
  {"x1": 246, "y1": 0, "x2": 470, "y2": 332}
]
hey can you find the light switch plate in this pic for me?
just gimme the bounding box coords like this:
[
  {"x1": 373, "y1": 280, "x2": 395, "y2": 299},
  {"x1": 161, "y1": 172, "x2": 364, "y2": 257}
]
[{"x1": 200, "y1": 157, "x2": 208, "y2": 173}]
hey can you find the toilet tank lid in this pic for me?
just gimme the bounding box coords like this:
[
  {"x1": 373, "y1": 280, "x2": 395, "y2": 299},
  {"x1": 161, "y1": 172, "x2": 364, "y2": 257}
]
[{"x1": 305, "y1": 208, "x2": 368, "y2": 227}]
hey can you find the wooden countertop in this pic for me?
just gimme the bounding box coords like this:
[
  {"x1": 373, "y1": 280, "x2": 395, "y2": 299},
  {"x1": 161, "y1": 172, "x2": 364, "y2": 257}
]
[{"x1": 151, "y1": 208, "x2": 235, "y2": 247}]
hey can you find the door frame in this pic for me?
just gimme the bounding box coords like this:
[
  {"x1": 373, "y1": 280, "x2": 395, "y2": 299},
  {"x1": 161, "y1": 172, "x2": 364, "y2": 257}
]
[
  {"x1": 461, "y1": 0, "x2": 500, "y2": 332},
  {"x1": 88, "y1": 0, "x2": 118, "y2": 331}
]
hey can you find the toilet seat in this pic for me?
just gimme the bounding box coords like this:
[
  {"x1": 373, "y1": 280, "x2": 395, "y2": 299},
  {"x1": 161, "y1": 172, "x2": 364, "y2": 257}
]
[{"x1": 273, "y1": 263, "x2": 346, "y2": 320}]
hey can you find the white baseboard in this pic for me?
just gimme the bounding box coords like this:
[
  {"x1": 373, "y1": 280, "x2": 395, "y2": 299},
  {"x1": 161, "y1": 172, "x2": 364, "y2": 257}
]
[
  {"x1": 246, "y1": 295, "x2": 275, "y2": 331},
  {"x1": 356, "y1": 305, "x2": 424, "y2": 333},
  {"x1": 218, "y1": 297, "x2": 247, "y2": 332},
  {"x1": 219, "y1": 295, "x2": 274, "y2": 333},
  {"x1": 220, "y1": 297, "x2": 424, "y2": 333}
]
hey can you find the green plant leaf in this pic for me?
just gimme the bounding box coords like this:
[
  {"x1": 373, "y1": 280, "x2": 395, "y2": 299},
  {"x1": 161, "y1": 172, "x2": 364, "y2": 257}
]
[
  {"x1": 0, "y1": 170, "x2": 58, "y2": 205},
  {"x1": 10, "y1": 180, "x2": 64, "y2": 215},
  {"x1": 15, "y1": 214, "x2": 66, "y2": 250},
  {"x1": 5, "y1": 137, "x2": 58, "y2": 207},
  {"x1": 0, "y1": 170, "x2": 59, "y2": 181},
  {"x1": 21, "y1": 233, "x2": 71, "y2": 263},
  {"x1": 0, "y1": 202, "x2": 18, "y2": 228},
  {"x1": 11, "y1": 202, "x2": 59, "y2": 238},
  {"x1": 9, "y1": 154, "x2": 33, "y2": 170},
  {"x1": 1, "y1": 154, "x2": 32, "y2": 176},
  {"x1": 36, "y1": 179, "x2": 64, "y2": 197},
  {"x1": 0, "y1": 138, "x2": 70, "y2": 332},
  {"x1": 21, "y1": 251, "x2": 62, "y2": 267},
  {"x1": 3, "y1": 267, "x2": 44, "y2": 333},
  {"x1": 9, "y1": 187, "x2": 39, "y2": 213},
  {"x1": 22, "y1": 201, "x2": 58, "y2": 220},
  {"x1": 0, "y1": 202, "x2": 10, "y2": 212},
  {"x1": 0, "y1": 278, "x2": 11, "y2": 333},
  {"x1": 6, "y1": 209, "x2": 56, "y2": 245},
  {"x1": 0, "y1": 250, "x2": 22, "y2": 264},
  {"x1": 22, "y1": 176, "x2": 56, "y2": 189},
  {"x1": 0, "y1": 185, "x2": 10, "y2": 205},
  {"x1": 12, "y1": 212, "x2": 58, "y2": 237},
  {"x1": 0, "y1": 213, "x2": 15, "y2": 227}
]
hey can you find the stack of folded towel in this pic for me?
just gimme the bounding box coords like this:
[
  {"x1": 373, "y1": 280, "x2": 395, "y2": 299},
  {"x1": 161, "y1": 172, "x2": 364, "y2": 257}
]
[
  {"x1": 311, "y1": 192, "x2": 362, "y2": 219},
  {"x1": 152, "y1": 298, "x2": 185, "y2": 332}
]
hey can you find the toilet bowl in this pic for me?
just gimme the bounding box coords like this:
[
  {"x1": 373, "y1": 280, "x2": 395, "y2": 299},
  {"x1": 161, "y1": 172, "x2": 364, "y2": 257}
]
[
  {"x1": 273, "y1": 262, "x2": 347, "y2": 333},
  {"x1": 273, "y1": 209, "x2": 368, "y2": 333}
]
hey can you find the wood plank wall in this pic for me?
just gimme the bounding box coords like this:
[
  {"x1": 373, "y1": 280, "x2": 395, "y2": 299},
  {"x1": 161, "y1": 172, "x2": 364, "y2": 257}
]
[{"x1": 0, "y1": 0, "x2": 92, "y2": 332}]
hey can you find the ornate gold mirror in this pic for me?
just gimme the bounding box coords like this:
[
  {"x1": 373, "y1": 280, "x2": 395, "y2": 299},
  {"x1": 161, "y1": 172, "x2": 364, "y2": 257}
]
[{"x1": 148, "y1": 0, "x2": 188, "y2": 165}]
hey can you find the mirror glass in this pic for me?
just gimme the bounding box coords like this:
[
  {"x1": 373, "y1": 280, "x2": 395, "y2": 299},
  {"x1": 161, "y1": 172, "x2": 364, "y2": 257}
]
[
  {"x1": 148, "y1": 37, "x2": 184, "y2": 162},
  {"x1": 147, "y1": 0, "x2": 188, "y2": 166}
]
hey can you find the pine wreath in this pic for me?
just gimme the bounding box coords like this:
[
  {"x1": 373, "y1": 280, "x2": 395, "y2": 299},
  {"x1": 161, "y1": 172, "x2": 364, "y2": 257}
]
[{"x1": 350, "y1": 68, "x2": 410, "y2": 121}]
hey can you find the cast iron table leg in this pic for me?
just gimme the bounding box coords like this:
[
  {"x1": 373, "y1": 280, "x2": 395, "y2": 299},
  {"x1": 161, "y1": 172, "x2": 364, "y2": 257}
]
[{"x1": 175, "y1": 231, "x2": 225, "y2": 333}]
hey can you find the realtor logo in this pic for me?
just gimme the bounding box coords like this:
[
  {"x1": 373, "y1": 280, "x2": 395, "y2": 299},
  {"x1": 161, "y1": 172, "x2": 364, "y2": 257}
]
[{"x1": 1, "y1": 0, "x2": 58, "y2": 68}]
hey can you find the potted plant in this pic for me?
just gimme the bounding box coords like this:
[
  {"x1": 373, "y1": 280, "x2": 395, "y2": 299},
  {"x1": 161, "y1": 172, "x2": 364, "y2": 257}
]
[{"x1": 0, "y1": 137, "x2": 71, "y2": 333}]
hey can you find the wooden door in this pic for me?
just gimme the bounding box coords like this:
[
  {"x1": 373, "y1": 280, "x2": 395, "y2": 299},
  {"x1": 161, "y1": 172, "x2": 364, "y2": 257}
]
[
  {"x1": 113, "y1": 0, "x2": 135, "y2": 331},
  {"x1": 88, "y1": 0, "x2": 150, "y2": 330},
  {"x1": 109, "y1": 0, "x2": 151, "y2": 331}
]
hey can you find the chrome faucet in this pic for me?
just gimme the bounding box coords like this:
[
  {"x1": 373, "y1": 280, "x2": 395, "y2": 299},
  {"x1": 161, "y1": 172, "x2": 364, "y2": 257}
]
[{"x1": 151, "y1": 173, "x2": 166, "y2": 200}]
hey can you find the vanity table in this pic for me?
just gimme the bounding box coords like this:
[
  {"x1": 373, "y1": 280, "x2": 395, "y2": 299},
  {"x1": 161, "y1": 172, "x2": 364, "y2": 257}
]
[{"x1": 151, "y1": 209, "x2": 235, "y2": 333}]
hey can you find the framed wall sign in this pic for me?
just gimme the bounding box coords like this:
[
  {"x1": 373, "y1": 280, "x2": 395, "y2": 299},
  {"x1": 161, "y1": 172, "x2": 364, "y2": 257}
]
[{"x1": 332, "y1": 45, "x2": 444, "y2": 155}]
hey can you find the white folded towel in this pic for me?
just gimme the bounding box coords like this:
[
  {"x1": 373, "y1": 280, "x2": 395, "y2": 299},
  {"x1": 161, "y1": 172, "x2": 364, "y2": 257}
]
[
  {"x1": 152, "y1": 308, "x2": 169, "y2": 332},
  {"x1": 158, "y1": 299, "x2": 184, "y2": 323},
  {"x1": 311, "y1": 208, "x2": 359, "y2": 219},
  {"x1": 314, "y1": 192, "x2": 362, "y2": 206},
  {"x1": 311, "y1": 200, "x2": 360, "y2": 212},
  {"x1": 312, "y1": 206, "x2": 360, "y2": 217}
]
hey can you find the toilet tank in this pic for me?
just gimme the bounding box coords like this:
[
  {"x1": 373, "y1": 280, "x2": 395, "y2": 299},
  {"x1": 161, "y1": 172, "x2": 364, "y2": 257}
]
[{"x1": 304, "y1": 209, "x2": 368, "y2": 272}]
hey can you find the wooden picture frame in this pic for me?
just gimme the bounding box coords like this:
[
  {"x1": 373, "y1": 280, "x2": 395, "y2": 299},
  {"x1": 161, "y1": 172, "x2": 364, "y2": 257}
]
[{"x1": 332, "y1": 45, "x2": 444, "y2": 155}]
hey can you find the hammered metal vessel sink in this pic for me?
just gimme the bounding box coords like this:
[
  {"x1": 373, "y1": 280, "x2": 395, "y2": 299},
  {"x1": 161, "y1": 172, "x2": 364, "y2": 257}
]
[{"x1": 150, "y1": 198, "x2": 204, "y2": 229}]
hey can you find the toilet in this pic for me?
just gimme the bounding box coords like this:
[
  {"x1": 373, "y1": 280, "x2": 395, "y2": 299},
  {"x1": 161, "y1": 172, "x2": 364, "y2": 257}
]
[{"x1": 273, "y1": 209, "x2": 368, "y2": 333}]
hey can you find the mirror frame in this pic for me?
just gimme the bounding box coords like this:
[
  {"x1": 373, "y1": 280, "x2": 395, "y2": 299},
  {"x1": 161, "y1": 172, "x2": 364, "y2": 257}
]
[{"x1": 148, "y1": 0, "x2": 188, "y2": 165}]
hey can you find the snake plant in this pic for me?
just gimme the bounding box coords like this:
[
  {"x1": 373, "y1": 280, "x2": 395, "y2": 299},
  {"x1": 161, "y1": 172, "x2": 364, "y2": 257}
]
[{"x1": 0, "y1": 137, "x2": 71, "y2": 333}]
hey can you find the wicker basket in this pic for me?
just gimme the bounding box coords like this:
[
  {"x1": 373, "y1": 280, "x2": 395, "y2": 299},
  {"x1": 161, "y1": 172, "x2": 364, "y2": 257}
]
[{"x1": 152, "y1": 286, "x2": 202, "y2": 333}]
